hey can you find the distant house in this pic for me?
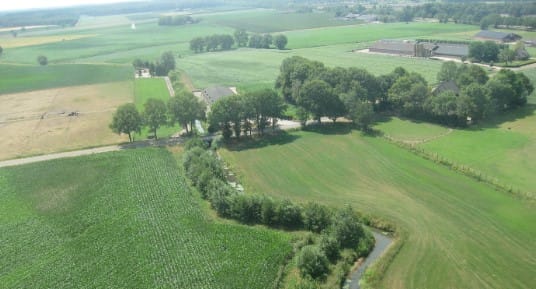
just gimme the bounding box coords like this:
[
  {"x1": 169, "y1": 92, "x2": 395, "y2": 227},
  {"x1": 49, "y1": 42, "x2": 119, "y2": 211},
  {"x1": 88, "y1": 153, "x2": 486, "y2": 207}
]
[
  {"x1": 369, "y1": 40, "x2": 416, "y2": 56},
  {"x1": 202, "y1": 86, "x2": 237, "y2": 104},
  {"x1": 432, "y1": 80, "x2": 460, "y2": 96},
  {"x1": 474, "y1": 30, "x2": 521, "y2": 43}
]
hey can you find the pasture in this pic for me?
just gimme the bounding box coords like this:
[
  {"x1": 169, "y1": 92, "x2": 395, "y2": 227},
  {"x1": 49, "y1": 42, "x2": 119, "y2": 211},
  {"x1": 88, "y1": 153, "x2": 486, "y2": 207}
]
[
  {"x1": 221, "y1": 128, "x2": 536, "y2": 289},
  {"x1": 0, "y1": 148, "x2": 293, "y2": 288},
  {"x1": 0, "y1": 81, "x2": 132, "y2": 160},
  {"x1": 0, "y1": 63, "x2": 133, "y2": 94}
]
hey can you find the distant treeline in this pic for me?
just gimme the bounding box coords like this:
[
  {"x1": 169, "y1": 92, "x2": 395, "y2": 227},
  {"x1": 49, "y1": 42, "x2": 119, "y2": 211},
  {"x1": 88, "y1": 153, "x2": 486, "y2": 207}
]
[
  {"x1": 190, "y1": 30, "x2": 288, "y2": 53},
  {"x1": 158, "y1": 15, "x2": 199, "y2": 26},
  {"x1": 366, "y1": 2, "x2": 536, "y2": 27}
]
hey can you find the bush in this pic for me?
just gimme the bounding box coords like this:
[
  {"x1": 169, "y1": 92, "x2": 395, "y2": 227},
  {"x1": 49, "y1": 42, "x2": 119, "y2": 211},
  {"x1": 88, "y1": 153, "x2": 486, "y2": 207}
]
[
  {"x1": 330, "y1": 205, "x2": 365, "y2": 248},
  {"x1": 260, "y1": 197, "x2": 277, "y2": 225},
  {"x1": 184, "y1": 137, "x2": 206, "y2": 150},
  {"x1": 229, "y1": 194, "x2": 262, "y2": 224},
  {"x1": 318, "y1": 234, "x2": 340, "y2": 263},
  {"x1": 209, "y1": 180, "x2": 234, "y2": 217},
  {"x1": 303, "y1": 202, "x2": 332, "y2": 233},
  {"x1": 356, "y1": 229, "x2": 375, "y2": 257},
  {"x1": 37, "y1": 55, "x2": 48, "y2": 66},
  {"x1": 275, "y1": 199, "x2": 303, "y2": 229},
  {"x1": 297, "y1": 245, "x2": 329, "y2": 280}
]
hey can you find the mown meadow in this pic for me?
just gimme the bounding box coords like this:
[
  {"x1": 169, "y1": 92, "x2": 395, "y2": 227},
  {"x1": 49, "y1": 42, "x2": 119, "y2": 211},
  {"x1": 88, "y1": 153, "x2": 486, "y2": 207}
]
[
  {"x1": 220, "y1": 128, "x2": 536, "y2": 289},
  {"x1": 0, "y1": 148, "x2": 293, "y2": 289}
]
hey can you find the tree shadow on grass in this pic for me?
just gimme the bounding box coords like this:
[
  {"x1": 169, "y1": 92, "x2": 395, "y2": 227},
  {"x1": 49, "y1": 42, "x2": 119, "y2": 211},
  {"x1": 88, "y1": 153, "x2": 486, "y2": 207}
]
[
  {"x1": 225, "y1": 131, "x2": 301, "y2": 151},
  {"x1": 301, "y1": 122, "x2": 353, "y2": 135},
  {"x1": 475, "y1": 104, "x2": 536, "y2": 130}
]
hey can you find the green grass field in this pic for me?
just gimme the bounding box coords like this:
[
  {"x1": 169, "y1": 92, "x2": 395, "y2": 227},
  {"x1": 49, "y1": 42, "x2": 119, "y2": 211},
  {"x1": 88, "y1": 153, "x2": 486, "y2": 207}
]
[
  {"x1": 0, "y1": 63, "x2": 133, "y2": 94},
  {"x1": 374, "y1": 116, "x2": 451, "y2": 142},
  {"x1": 0, "y1": 148, "x2": 293, "y2": 289},
  {"x1": 221, "y1": 128, "x2": 536, "y2": 289},
  {"x1": 133, "y1": 78, "x2": 181, "y2": 139}
]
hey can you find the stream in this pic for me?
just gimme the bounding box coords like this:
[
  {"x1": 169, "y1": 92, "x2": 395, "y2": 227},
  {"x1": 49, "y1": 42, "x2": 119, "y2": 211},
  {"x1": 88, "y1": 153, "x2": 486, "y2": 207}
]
[{"x1": 344, "y1": 230, "x2": 393, "y2": 289}]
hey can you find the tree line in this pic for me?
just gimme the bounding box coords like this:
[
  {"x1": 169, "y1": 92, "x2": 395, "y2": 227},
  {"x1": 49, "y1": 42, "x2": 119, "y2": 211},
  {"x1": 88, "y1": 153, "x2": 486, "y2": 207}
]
[
  {"x1": 190, "y1": 29, "x2": 288, "y2": 53},
  {"x1": 468, "y1": 41, "x2": 530, "y2": 64},
  {"x1": 182, "y1": 139, "x2": 374, "y2": 283},
  {"x1": 158, "y1": 15, "x2": 199, "y2": 26},
  {"x1": 132, "y1": 51, "x2": 176, "y2": 77},
  {"x1": 274, "y1": 56, "x2": 533, "y2": 128},
  {"x1": 110, "y1": 78, "x2": 206, "y2": 142},
  {"x1": 365, "y1": 2, "x2": 536, "y2": 27}
]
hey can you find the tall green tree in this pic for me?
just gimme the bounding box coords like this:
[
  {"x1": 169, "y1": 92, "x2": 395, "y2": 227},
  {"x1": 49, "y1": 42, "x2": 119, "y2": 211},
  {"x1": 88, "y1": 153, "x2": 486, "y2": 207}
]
[
  {"x1": 298, "y1": 80, "x2": 334, "y2": 123},
  {"x1": 110, "y1": 103, "x2": 143, "y2": 142},
  {"x1": 0, "y1": 46, "x2": 3, "y2": 56},
  {"x1": 234, "y1": 29, "x2": 249, "y2": 47},
  {"x1": 159, "y1": 51, "x2": 176, "y2": 75},
  {"x1": 168, "y1": 92, "x2": 206, "y2": 134},
  {"x1": 261, "y1": 34, "x2": 272, "y2": 49},
  {"x1": 248, "y1": 89, "x2": 286, "y2": 134},
  {"x1": 37, "y1": 55, "x2": 48, "y2": 66},
  {"x1": 437, "y1": 61, "x2": 458, "y2": 82},
  {"x1": 388, "y1": 73, "x2": 429, "y2": 116},
  {"x1": 143, "y1": 98, "x2": 167, "y2": 140},
  {"x1": 190, "y1": 37, "x2": 206, "y2": 53},
  {"x1": 274, "y1": 34, "x2": 288, "y2": 50}
]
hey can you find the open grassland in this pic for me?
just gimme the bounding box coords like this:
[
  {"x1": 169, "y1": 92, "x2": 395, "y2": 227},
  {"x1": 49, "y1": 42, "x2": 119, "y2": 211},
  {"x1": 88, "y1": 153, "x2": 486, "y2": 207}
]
[
  {"x1": 0, "y1": 64, "x2": 133, "y2": 94},
  {"x1": 0, "y1": 22, "x2": 232, "y2": 64},
  {"x1": 201, "y1": 9, "x2": 355, "y2": 33},
  {"x1": 221, "y1": 128, "x2": 536, "y2": 289},
  {"x1": 134, "y1": 78, "x2": 181, "y2": 138},
  {"x1": 0, "y1": 81, "x2": 132, "y2": 160},
  {"x1": 285, "y1": 22, "x2": 477, "y2": 49},
  {"x1": 374, "y1": 116, "x2": 451, "y2": 143},
  {"x1": 0, "y1": 148, "x2": 293, "y2": 288},
  {"x1": 178, "y1": 44, "x2": 445, "y2": 91}
]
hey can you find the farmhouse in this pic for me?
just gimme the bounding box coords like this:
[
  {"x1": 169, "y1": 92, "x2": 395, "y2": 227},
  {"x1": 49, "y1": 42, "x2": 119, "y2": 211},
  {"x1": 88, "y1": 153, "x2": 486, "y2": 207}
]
[
  {"x1": 474, "y1": 30, "x2": 521, "y2": 43},
  {"x1": 201, "y1": 86, "x2": 237, "y2": 104}
]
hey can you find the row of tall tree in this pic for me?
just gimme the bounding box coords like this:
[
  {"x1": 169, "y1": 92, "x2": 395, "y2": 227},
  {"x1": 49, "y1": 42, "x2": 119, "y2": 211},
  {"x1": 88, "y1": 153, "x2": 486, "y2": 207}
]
[
  {"x1": 110, "y1": 91, "x2": 206, "y2": 142},
  {"x1": 158, "y1": 15, "x2": 199, "y2": 26},
  {"x1": 132, "y1": 51, "x2": 176, "y2": 76},
  {"x1": 468, "y1": 41, "x2": 530, "y2": 64},
  {"x1": 275, "y1": 56, "x2": 533, "y2": 127},
  {"x1": 208, "y1": 89, "x2": 286, "y2": 139},
  {"x1": 190, "y1": 30, "x2": 288, "y2": 53},
  {"x1": 189, "y1": 34, "x2": 235, "y2": 53}
]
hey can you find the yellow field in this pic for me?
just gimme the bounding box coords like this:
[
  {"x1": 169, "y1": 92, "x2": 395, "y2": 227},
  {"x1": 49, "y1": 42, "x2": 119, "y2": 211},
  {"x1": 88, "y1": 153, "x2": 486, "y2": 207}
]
[
  {"x1": 0, "y1": 34, "x2": 97, "y2": 48},
  {"x1": 0, "y1": 81, "x2": 132, "y2": 160}
]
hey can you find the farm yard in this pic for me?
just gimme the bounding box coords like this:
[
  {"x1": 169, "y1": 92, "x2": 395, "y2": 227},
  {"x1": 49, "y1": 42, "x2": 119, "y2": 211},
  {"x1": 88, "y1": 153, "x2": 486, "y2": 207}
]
[
  {"x1": 0, "y1": 148, "x2": 293, "y2": 288},
  {"x1": 1, "y1": 3, "x2": 536, "y2": 289}
]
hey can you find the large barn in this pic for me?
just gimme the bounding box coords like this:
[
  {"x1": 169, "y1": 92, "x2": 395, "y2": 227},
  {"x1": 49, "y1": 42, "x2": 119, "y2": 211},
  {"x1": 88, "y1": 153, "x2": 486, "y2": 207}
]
[
  {"x1": 369, "y1": 40, "x2": 416, "y2": 56},
  {"x1": 369, "y1": 40, "x2": 469, "y2": 58},
  {"x1": 474, "y1": 30, "x2": 521, "y2": 43}
]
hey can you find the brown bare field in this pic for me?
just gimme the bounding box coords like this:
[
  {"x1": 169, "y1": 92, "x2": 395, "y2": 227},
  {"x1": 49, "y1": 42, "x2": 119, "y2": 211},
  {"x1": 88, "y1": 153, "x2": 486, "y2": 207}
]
[
  {"x1": 0, "y1": 34, "x2": 97, "y2": 48},
  {"x1": 0, "y1": 81, "x2": 132, "y2": 160}
]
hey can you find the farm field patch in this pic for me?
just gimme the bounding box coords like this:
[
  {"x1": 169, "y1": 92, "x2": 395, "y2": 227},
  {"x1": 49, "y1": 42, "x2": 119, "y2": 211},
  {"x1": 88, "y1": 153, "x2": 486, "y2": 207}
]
[
  {"x1": 134, "y1": 78, "x2": 181, "y2": 139},
  {"x1": 0, "y1": 34, "x2": 96, "y2": 48},
  {"x1": 221, "y1": 129, "x2": 536, "y2": 289},
  {"x1": 0, "y1": 81, "x2": 132, "y2": 160},
  {"x1": 178, "y1": 44, "x2": 445, "y2": 91},
  {"x1": 0, "y1": 64, "x2": 133, "y2": 94},
  {"x1": 0, "y1": 148, "x2": 293, "y2": 289}
]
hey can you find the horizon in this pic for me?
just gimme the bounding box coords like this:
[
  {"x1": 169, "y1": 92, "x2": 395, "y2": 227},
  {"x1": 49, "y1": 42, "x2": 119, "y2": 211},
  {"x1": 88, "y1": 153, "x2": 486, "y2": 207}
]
[{"x1": 0, "y1": 0, "x2": 135, "y2": 12}]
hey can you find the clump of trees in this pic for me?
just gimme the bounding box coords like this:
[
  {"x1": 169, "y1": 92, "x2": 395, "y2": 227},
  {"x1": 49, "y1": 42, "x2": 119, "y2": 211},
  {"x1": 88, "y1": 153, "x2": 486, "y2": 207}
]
[
  {"x1": 158, "y1": 15, "x2": 199, "y2": 26},
  {"x1": 0, "y1": 46, "x2": 3, "y2": 57},
  {"x1": 190, "y1": 34, "x2": 235, "y2": 53},
  {"x1": 132, "y1": 51, "x2": 176, "y2": 76},
  {"x1": 208, "y1": 89, "x2": 286, "y2": 139},
  {"x1": 181, "y1": 140, "x2": 375, "y2": 282},
  {"x1": 110, "y1": 90, "x2": 206, "y2": 142},
  {"x1": 274, "y1": 56, "x2": 533, "y2": 128}
]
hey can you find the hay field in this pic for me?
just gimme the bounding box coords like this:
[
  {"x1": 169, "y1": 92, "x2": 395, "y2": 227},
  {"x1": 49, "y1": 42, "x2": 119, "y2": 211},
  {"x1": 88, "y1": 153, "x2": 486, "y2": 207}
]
[
  {"x1": 0, "y1": 34, "x2": 96, "y2": 48},
  {"x1": 0, "y1": 81, "x2": 132, "y2": 160},
  {"x1": 220, "y1": 128, "x2": 536, "y2": 289}
]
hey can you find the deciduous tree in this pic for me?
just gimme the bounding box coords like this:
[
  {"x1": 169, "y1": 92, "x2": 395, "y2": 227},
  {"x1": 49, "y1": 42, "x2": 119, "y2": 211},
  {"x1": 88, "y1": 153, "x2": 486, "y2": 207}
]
[
  {"x1": 110, "y1": 103, "x2": 142, "y2": 142},
  {"x1": 143, "y1": 98, "x2": 167, "y2": 140}
]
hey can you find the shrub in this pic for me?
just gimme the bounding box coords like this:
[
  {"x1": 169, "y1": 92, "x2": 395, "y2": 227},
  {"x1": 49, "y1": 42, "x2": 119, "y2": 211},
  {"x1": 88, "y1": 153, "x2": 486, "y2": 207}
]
[
  {"x1": 330, "y1": 205, "x2": 365, "y2": 248},
  {"x1": 260, "y1": 197, "x2": 277, "y2": 225},
  {"x1": 209, "y1": 180, "x2": 234, "y2": 217},
  {"x1": 275, "y1": 199, "x2": 303, "y2": 229},
  {"x1": 303, "y1": 202, "x2": 332, "y2": 233},
  {"x1": 356, "y1": 229, "x2": 375, "y2": 257},
  {"x1": 37, "y1": 55, "x2": 48, "y2": 66},
  {"x1": 229, "y1": 194, "x2": 262, "y2": 224},
  {"x1": 184, "y1": 137, "x2": 206, "y2": 150},
  {"x1": 318, "y1": 234, "x2": 340, "y2": 263},
  {"x1": 297, "y1": 245, "x2": 329, "y2": 280}
]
